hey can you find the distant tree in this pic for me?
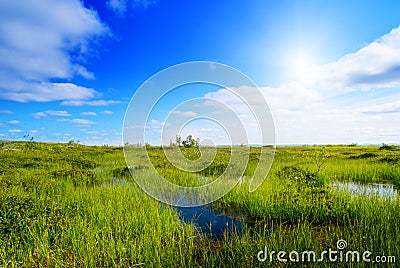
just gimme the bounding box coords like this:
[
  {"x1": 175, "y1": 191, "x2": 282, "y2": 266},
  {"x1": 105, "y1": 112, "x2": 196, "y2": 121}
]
[
  {"x1": 175, "y1": 135, "x2": 182, "y2": 147},
  {"x1": 379, "y1": 143, "x2": 395, "y2": 150},
  {"x1": 182, "y1": 135, "x2": 193, "y2": 148},
  {"x1": 176, "y1": 134, "x2": 200, "y2": 148},
  {"x1": 68, "y1": 139, "x2": 80, "y2": 145}
]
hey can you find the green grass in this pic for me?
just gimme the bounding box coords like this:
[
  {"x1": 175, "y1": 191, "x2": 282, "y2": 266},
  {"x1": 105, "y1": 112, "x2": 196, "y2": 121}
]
[{"x1": 0, "y1": 141, "x2": 399, "y2": 267}]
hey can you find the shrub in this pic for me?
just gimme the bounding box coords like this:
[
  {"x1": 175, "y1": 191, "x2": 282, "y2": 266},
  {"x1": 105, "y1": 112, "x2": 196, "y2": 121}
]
[
  {"x1": 348, "y1": 153, "x2": 377, "y2": 159},
  {"x1": 276, "y1": 166, "x2": 324, "y2": 188},
  {"x1": 175, "y1": 135, "x2": 200, "y2": 148},
  {"x1": 379, "y1": 143, "x2": 396, "y2": 150}
]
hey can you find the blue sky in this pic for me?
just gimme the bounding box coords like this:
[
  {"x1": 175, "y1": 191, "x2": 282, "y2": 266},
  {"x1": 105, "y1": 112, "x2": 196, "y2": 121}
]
[{"x1": 1, "y1": 0, "x2": 400, "y2": 145}]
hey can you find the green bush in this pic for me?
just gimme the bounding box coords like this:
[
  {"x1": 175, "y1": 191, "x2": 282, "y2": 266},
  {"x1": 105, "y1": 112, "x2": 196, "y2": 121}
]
[
  {"x1": 379, "y1": 143, "x2": 396, "y2": 150},
  {"x1": 276, "y1": 166, "x2": 324, "y2": 188}
]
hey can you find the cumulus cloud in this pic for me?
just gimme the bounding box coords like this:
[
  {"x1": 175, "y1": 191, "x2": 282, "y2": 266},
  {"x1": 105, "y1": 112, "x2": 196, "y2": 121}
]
[
  {"x1": 0, "y1": 82, "x2": 98, "y2": 103},
  {"x1": 107, "y1": 0, "x2": 156, "y2": 15},
  {"x1": 33, "y1": 110, "x2": 72, "y2": 119},
  {"x1": 299, "y1": 25, "x2": 400, "y2": 94},
  {"x1": 0, "y1": 0, "x2": 109, "y2": 102},
  {"x1": 7, "y1": 120, "x2": 20, "y2": 124},
  {"x1": 81, "y1": 111, "x2": 97, "y2": 116},
  {"x1": 360, "y1": 100, "x2": 400, "y2": 114},
  {"x1": 57, "y1": 118, "x2": 96, "y2": 125},
  {"x1": 8, "y1": 129, "x2": 22, "y2": 133},
  {"x1": 61, "y1": 100, "x2": 122, "y2": 106},
  {"x1": 170, "y1": 110, "x2": 197, "y2": 117},
  {"x1": 101, "y1": 110, "x2": 113, "y2": 115},
  {"x1": 71, "y1": 119, "x2": 96, "y2": 125},
  {"x1": 107, "y1": 0, "x2": 128, "y2": 15},
  {"x1": 148, "y1": 119, "x2": 165, "y2": 129},
  {"x1": 202, "y1": 25, "x2": 400, "y2": 144}
]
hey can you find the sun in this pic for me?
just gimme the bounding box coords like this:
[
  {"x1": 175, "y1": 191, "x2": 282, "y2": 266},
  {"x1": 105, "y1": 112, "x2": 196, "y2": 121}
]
[{"x1": 287, "y1": 53, "x2": 317, "y2": 81}]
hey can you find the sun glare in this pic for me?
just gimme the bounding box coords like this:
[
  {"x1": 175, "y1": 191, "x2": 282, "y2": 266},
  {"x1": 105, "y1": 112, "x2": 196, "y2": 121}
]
[{"x1": 288, "y1": 53, "x2": 317, "y2": 80}]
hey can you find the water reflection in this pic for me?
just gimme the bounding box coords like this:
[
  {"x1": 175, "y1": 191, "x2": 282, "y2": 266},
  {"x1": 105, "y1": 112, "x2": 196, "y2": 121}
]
[
  {"x1": 100, "y1": 178, "x2": 246, "y2": 238},
  {"x1": 176, "y1": 205, "x2": 246, "y2": 239},
  {"x1": 331, "y1": 181, "x2": 398, "y2": 198}
]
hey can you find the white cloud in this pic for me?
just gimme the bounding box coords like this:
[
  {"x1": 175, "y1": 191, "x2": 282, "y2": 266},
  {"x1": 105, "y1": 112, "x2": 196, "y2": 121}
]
[
  {"x1": 8, "y1": 129, "x2": 22, "y2": 133},
  {"x1": 0, "y1": 110, "x2": 13, "y2": 114},
  {"x1": 74, "y1": 66, "x2": 95, "y2": 80},
  {"x1": 0, "y1": 0, "x2": 109, "y2": 102},
  {"x1": 8, "y1": 120, "x2": 20, "y2": 124},
  {"x1": 61, "y1": 100, "x2": 122, "y2": 106},
  {"x1": 148, "y1": 119, "x2": 165, "y2": 129},
  {"x1": 298, "y1": 25, "x2": 400, "y2": 94},
  {"x1": 33, "y1": 112, "x2": 47, "y2": 119},
  {"x1": 107, "y1": 0, "x2": 128, "y2": 15},
  {"x1": 134, "y1": 0, "x2": 157, "y2": 8},
  {"x1": 101, "y1": 110, "x2": 113, "y2": 115},
  {"x1": 47, "y1": 110, "x2": 72, "y2": 117},
  {"x1": 33, "y1": 110, "x2": 72, "y2": 119},
  {"x1": 57, "y1": 118, "x2": 96, "y2": 125},
  {"x1": 107, "y1": 0, "x2": 156, "y2": 15},
  {"x1": 204, "y1": 85, "x2": 400, "y2": 144},
  {"x1": 81, "y1": 111, "x2": 97, "y2": 116},
  {"x1": 360, "y1": 100, "x2": 400, "y2": 114},
  {"x1": 204, "y1": 88, "x2": 266, "y2": 144},
  {"x1": 170, "y1": 110, "x2": 197, "y2": 117},
  {"x1": 0, "y1": 79, "x2": 98, "y2": 104}
]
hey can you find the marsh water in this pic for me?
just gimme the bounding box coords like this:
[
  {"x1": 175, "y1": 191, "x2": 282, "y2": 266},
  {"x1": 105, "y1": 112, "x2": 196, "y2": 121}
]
[
  {"x1": 99, "y1": 179, "x2": 246, "y2": 238},
  {"x1": 99, "y1": 171, "x2": 398, "y2": 239},
  {"x1": 174, "y1": 180, "x2": 398, "y2": 238},
  {"x1": 176, "y1": 181, "x2": 398, "y2": 238},
  {"x1": 331, "y1": 181, "x2": 398, "y2": 198},
  {"x1": 175, "y1": 205, "x2": 246, "y2": 239}
]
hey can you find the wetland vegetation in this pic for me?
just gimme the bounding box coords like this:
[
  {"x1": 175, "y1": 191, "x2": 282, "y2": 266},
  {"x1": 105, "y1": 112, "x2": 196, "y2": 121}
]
[{"x1": 0, "y1": 141, "x2": 399, "y2": 267}]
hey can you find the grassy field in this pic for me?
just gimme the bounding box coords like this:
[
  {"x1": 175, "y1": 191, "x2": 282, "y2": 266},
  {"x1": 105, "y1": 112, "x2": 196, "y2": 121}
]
[{"x1": 0, "y1": 141, "x2": 399, "y2": 267}]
